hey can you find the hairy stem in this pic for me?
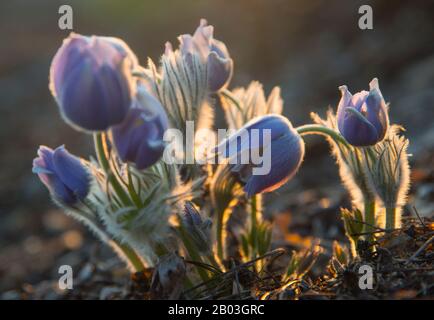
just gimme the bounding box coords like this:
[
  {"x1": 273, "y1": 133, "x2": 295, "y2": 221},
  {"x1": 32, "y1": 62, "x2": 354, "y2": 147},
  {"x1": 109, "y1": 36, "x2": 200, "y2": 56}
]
[
  {"x1": 363, "y1": 200, "x2": 376, "y2": 243},
  {"x1": 385, "y1": 207, "x2": 397, "y2": 230},
  {"x1": 94, "y1": 132, "x2": 110, "y2": 171},
  {"x1": 250, "y1": 195, "x2": 259, "y2": 260},
  {"x1": 216, "y1": 209, "x2": 224, "y2": 261},
  {"x1": 296, "y1": 124, "x2": 349, "y2": 147},
  {"x1": 93, "y1": 133, "x2": 132, "y2": 206},
  {"x1": 93, "y1": 133, "x2": 145, "y2": 271},
  {"x1": 114, "y1": 241, "x2": 146, "y2": 272},
  {"x1": 216, "y1": 205, "x2": 232, "y2": 261},
  {"x1": 220, "y1": 89, "x2": 244, "y2": 119},
  {"x1": 178, "y1": 224, "x2": 211, "y2": 283}
]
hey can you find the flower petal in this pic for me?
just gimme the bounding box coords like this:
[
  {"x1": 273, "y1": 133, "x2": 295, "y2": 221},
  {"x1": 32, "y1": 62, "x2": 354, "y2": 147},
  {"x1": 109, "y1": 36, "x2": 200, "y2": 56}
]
[
  {"x1": 337, "y1": 85, "x2": 353, "y2": 132},
  {"x1": 216, "y1": 114, "x2": 292, "y2": 158},
  {"x1": 111, "y1": 89, "x2": 168, "y2": 170},
  {"x1": 341, "y1": 107, "x2": 380, "y2": 146},
  {"x1": 365, "y1": 81, "x2": 389, "y2": 142},
  {"x1": 244, "y1": 132, "x2": 304, "y2": 197},
  {"x1": 52, "y1": 146, "x2": 90, "y2": 200},
  {"x1": 207, "y1": 52, "x2": 233, "y2": 92}
]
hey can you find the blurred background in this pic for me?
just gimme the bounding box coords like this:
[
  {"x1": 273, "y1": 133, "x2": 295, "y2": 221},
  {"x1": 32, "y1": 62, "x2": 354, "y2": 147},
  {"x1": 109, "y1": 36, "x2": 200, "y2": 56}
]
[{"x1": 1, "y1": 0, "x2": 433, "y2": 296}]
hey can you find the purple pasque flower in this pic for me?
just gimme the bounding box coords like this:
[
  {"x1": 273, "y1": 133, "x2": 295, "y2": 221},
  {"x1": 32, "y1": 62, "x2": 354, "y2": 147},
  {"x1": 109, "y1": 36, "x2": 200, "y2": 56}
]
[
  {"x1": 181, "y1": 201, "x2": 212, "y2": 253},
  {"x1": 177, "y1": 19, "x2": 233, "y2": 92},
  {"x1": 182, "y1": 201, "x2": 205, "y2": 227},
  {"x1": 216, "y1": 114, "x2": 305, "y2": 197},
  {"x1": 49, "y1": 33, "x2": 138, "y2": 131},
  {"x1": 110, "y1": 84, "x2": 169, "y2": 170},
  {"x1": 32, "y1": 145, "x2": 90, "y2": 205},
  {"x1": 337, "y1": 78, "x2": 389, "y2": 146}
]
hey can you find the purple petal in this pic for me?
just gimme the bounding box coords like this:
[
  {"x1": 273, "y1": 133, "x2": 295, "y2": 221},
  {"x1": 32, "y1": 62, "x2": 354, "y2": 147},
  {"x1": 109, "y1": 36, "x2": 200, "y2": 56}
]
[
  {"x1": 111, "y1": 90, "x2": 168, "y2": 170},
  {"x1": 50, "y1": 34, "x2": 89, "y2": 98},
  {"x1": 341, "y1": 107, "x2": 380, "y2": 146},
  {"x1": 32, "y1": 145, "x2": 82, "y2": 204},
  {"x1": 210, "y1": 39, "x2": 230, "y2": 60},
  {"x1": 52, "y1": 146, "x2": 90, "y2": 200},
  {"x1": 244, "y1": 131, "x2": 304, "y2": 197},
  {"x1": 216, "y1": 115, "x2": 293, "y2": 158},
  {"x1": 192, "y1": 19, "x2": 213, "y2": 59},
  {"x1": 337, "y1": 85, "x2": 353, "y2": 133},
  {"x1": 365, "y1": 80, "x2": 389, "y2": 142},
  {"x1": 183, "y1": 202, "x2": 203, "y2": 226},
  {"x1": 50, "y1": 33, "x2": 136, "y2": 131},
  {"x1": 207, "y1": 52, "x2": 233, "y2": 92},
  {"x1": 59, "y1": 57, "x2": 132, "y2": 131},
  {"x1": 32, "y1": 148, "x2": 54, "y2": 190}
]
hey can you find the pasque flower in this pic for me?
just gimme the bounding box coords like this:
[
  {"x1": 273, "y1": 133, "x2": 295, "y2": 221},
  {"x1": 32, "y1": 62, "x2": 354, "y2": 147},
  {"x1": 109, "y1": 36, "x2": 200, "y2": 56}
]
[
  {"x1": 49, "y1": 33, "x2": 138, "y2": 131},
  {"x1": 337, "y1": 78, "x2": 389, "y2": 146},
  {"x1": 111, "y1": 84, "x2": 169, "y2": 170},
  {"x1": 216, "y1": 114, "x2": 305, "y2": 197},
  {"x1": 177, "y1": 19, "x2": 233, "y2": 92},
  {"x1": 32, "y1": 146, "x2": 90, "y2": 205},
  {"x1": 181, "y1": 202, "x2": 212, "y2": 253}
]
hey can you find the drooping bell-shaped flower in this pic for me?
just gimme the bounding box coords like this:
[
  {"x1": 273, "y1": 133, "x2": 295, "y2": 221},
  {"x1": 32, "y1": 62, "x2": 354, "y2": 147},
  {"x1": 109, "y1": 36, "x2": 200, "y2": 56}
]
[
  {"x1": 215, "y1": 114, "x2": 305, "y2": 197},
  {"x1": 337, "y1": 78, "x2": 389, "y2": 147},
  {"x1": 177, "y1": 19, "x2": 233, "y2": 92},
  {"x1": 32, "y1": 145, "x2": 90, "y2": 205},
  {"x1": 110, "y1": 84, "x2": 169, "y2": 170},
  {"x1": 49, "y1": 33, "x2": 138, "y2": 131}
]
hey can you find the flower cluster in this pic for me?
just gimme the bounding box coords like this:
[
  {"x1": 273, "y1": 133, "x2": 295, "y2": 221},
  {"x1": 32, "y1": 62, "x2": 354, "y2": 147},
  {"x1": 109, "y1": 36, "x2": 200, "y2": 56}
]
[{"x1": 33, "y1": 19, "x2": 411, "y2": 297}]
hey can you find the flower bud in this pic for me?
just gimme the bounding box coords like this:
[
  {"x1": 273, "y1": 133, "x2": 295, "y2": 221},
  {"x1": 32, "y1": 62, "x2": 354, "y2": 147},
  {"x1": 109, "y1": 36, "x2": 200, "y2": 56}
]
[
  {"x1": 337, "y1": 78, "x2": 389, "y2": 146},
  {"x1": 32, "y1": 146, "x2": 90, "y2": 205},
  {"x1": 178, "y1": 19, "x2": 233, "y2": 92},
  {"x1": 49, "y1": 33, "x2": 138, "y2": 131},
  {"x1": 110, "y1": 85, "x2": 168, "y2": 170},
  {"x1": 181, "y1": 202, "x2": 212, "y2": 253},
  {"x1": 216, "y1": 114, "x2": 305, "y2": 197},
  {"x1": 150, "y1": 253, "x2": 186, "y2": 299}
]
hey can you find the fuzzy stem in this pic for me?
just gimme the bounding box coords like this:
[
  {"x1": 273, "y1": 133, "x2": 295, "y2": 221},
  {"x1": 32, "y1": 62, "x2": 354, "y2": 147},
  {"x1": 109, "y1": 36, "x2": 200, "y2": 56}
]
[
  {"x1": 126, "y1": 165, "x2": 142, "y2": 207},
  {"x1": 250, "y1": 195, "x2": 259, "y2": 260},
  {"x1": 114, "y1": 241, "x2": 146, "y2": 272},
  {"x1": 363, "y1": 200, "x2": 376, "y2": 242},
  {"x1": 216, "y1": 205, "x2": 231, "y2": 261},
  {"x1": 385, "y1": 207, "x2": 397, "y2": 230},
  {"x1": 93, "y1": 133, "x2": 145, "y2": 271},
  {"x1": 220, "y1": 89, "x2": 244, "y2": 120},
  {"x1": 216, "y1": 210, "x2": 224, "y2": 261},
  {"x1": 178, "y1": 224, "x2": 211, "y2": 283},
  {"x1": 93, "y1": 133, "x2": 132, "y2": 206},
  {"x1": 94, "y1": 132, "x2": 110, "y2": 171},
  {"x1": 296, "y1": 124, "x2": 349, "y2": 147}
]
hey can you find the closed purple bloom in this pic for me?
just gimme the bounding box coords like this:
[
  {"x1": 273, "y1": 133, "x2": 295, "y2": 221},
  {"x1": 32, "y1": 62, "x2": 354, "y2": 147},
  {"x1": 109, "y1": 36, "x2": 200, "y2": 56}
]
[
  {"x1": 49, "y1": 33, "x2": 138, "y2": 131},
  {"x1": 337, "y1": 78, "x2": 389, "y2": 146},
  {"x1": 111, "y1": 86, "x2": 168, "y2": 170},
  {"x1": 32, "y1": 146, "x2": 90, "y2": 205},
  {"x1": 216, "y1": 115, "x2": 305, "y2": 197},
  {"x1": 177, "y1": 19, "x2": 233, "y2": 92},
  {"x1": 181, "y1": 201, "x2": 212, "y2": 253},
  {"x1": 183, "y1": 201, "x2": 204, "y2": 227}
]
